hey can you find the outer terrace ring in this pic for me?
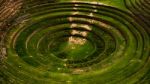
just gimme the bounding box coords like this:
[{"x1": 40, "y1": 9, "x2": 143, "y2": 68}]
[{"x1": 3, "y1": 2, "x2": 150, "y2": 84}]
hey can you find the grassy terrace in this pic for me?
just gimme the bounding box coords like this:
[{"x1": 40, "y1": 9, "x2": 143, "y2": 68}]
[{"x1": 0, "y1": 0, "x2": 150, "y2": 84}]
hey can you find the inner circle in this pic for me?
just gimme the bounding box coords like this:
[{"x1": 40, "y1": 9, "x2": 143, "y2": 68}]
[{"x1": 49, "y1": 35, "x2": 95, "y2": 60}]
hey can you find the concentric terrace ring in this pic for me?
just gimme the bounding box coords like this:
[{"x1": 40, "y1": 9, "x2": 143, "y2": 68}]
[
  {"x1": 124, "y1": 0, "x2": 150, "y2": 34},
  {"x1": 1, "y1": 1, "x2": 150, "y2": 84}
]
